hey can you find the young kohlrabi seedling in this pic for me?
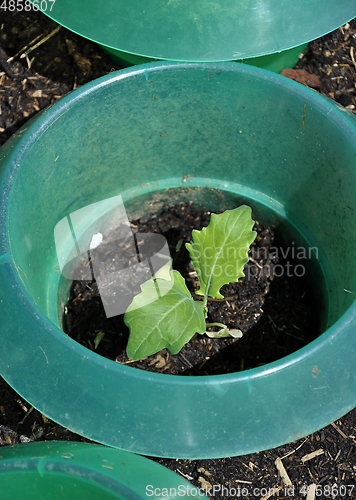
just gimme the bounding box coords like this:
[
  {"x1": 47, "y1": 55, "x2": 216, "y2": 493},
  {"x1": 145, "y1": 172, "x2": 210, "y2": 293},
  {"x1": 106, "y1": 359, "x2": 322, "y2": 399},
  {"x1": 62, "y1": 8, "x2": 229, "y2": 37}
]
[{"x1": 124, "y1": 205, "x2": 257, "y2": 361}]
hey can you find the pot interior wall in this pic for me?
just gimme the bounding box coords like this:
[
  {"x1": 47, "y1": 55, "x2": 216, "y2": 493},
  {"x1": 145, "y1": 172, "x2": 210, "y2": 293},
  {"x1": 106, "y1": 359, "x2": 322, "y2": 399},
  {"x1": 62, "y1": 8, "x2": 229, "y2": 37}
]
[
  {"x1": 53, "y1": 185, "x2": 329, "y2": 337},
  {"x1": 6, "y1": 63, "x2": 356, "y2": 334}
]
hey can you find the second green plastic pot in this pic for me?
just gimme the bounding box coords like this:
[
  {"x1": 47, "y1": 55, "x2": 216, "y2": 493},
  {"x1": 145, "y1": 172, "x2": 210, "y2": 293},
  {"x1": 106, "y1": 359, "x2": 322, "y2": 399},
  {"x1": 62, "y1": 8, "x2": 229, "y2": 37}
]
[
  {"x1": 100, "y1": 42, "x2": 308, "y2": 73},
  {"x1": 0, "y1": 62, "x2": 356, "y2": 459},
  {"x1": 0, "y1": 441, "x2": 205, "y2": 499},
  {"x1": 35, "y1": 0, "x2": 356, "y2": 63}
]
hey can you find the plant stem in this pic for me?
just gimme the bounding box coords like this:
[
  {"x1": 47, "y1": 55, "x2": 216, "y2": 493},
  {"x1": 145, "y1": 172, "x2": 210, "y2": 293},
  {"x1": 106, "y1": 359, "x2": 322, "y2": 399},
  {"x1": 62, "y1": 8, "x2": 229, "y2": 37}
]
[
  {"x1": 206, "y1": 322, "x2": 228, "y2": 330},
  {"x1": 203, "y1": 289, "x2": 209, "y2": 310}
]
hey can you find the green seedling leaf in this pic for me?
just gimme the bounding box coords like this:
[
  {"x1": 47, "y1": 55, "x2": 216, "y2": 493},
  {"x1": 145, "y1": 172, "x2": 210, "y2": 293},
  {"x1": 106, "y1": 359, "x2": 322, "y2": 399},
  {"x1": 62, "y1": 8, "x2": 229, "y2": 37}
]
[
  {"x1": 206, "y1": 328, "x2": 243, "y2": 338},
  {"x1": 186, "y1": 205, "x2": 256, "y2": 300},
  {"x1": 94, "y1": 330, "x2": 105, "y2": 349},
  {"x1": 125, "y1": 270, "x2": 206, "y2": 360}
]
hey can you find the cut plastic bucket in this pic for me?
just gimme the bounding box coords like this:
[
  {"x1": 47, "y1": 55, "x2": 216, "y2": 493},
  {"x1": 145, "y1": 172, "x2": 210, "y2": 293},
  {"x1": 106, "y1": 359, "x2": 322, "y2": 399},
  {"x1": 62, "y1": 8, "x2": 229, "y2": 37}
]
[
  {"x1": 0, "y1": 62, "x2": 356, "y2": 459},
  {"x1": 0, "y1": 441, "x2": 205, "y2": 499}
]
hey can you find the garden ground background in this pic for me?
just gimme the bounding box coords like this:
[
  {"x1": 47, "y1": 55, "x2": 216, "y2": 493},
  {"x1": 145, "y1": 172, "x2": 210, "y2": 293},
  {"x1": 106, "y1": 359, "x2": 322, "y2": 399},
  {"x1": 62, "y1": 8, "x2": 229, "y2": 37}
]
[{"x1": 0, "y1": 10, "x2": 356, "y2": 499}]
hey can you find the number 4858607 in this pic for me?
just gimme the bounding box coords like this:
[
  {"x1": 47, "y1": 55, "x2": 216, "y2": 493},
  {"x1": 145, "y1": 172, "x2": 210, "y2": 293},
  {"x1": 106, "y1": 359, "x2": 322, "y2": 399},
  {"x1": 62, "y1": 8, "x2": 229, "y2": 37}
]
[{"x1": 0, "y1": 0, "x2": 56, "y2": 11}]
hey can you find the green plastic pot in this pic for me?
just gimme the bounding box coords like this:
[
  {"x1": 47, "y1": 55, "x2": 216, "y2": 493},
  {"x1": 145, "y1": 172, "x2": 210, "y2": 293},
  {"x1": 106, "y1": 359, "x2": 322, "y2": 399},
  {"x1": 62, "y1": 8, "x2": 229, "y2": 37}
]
[
  {"x1": 36, "y1": 0, "x2": 356, "y2": 63},
  {"x1": 0, "y1": 62, "x2": 356, "y2": 459},
  {"x1": 100, "y1": 42, "x2": 309, "y2": 73},
  {"x1": 0, "y1": 441, "x2": 205, "y2": 499}
]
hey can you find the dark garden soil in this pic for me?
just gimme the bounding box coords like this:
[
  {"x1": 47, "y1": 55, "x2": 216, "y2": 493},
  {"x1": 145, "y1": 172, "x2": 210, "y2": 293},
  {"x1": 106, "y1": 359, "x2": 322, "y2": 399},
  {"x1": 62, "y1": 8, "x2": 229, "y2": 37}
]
[
  {"x1": 64, "y1": 203, "x2": 321, "y2": 376},
  {"x1": 0, "y1": 9, "x2": 356, "y2": 499}
]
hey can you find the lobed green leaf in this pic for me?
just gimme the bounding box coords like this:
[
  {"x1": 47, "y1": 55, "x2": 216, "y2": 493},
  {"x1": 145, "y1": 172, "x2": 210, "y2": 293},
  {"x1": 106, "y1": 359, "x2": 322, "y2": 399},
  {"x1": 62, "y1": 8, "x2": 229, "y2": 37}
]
[
  {"x1": 186, "y1": 205, "x2": 256, "y2": 299},
  {"x1": 124, "y1": 270, "x2": 206, "y2": 360}
]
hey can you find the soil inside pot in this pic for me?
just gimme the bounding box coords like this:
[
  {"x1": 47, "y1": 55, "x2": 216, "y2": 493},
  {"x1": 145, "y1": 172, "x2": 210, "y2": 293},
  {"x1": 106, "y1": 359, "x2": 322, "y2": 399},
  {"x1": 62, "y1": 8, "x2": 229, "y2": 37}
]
[{"x1": 63, "y1": 202, "x2": 324, "y2": 375}]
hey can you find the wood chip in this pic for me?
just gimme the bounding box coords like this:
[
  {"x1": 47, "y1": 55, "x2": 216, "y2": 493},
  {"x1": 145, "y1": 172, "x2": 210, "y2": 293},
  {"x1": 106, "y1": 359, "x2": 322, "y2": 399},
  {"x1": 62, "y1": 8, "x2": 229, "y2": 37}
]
[
  {"x1": 148, "y1": 353, "x2": 166, "y2": 368},
  {"x1": 197, "y1": 467, "x2": 212, "y2": 478},
  {"x1": 242, "y1": 462, "x2": 255, "y2": 472},
  {"x1": 274, "y1": 457, "x2": 292, "y2": 486},
  {"x1": 42, "y1": 414, "x2": 50, "y2": 424},
  {"x1": 301, "y1": 449, "x2": 324, "y2": 463},
  {"x1": 18, "y1": 404, "x2": 34, "y2": 425},
  {"x1": 0, "y1": 425, "x2": 19, "y2": 445},
  {"x1": 331, "y1": 421, "x2": 348, "y2": 439},
  {"x1": 306, "y1": 483, "x2": 316, "y2": 500},
  {"x1": 30, "y1": 90, "x2": 45, "y2": 98},
  {"x1": 197, "y1": 476, "x2": 212, "y2": 491},
  {"x1": 350, "y1": 46, "x2": 356, "y2": 70}
]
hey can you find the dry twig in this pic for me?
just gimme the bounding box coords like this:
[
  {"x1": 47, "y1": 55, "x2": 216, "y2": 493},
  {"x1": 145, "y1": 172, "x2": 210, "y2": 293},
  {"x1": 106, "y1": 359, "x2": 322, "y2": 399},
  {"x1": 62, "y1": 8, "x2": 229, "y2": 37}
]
[
  {"x1": 20, "y1": 26, "x2": 61, "y2": 60},
  {"x1": 274, "y1": 457, "x2": 292, "y2": 487},
  {"x1": 331, "y1": 421, "x2": 348, "y2": 439},
  {"x1": 301, "y1": 449, "x2": 324, "y2": 463},
  {"x1": 306, "y1": 483, "x2": 316, "y2": 500}
]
